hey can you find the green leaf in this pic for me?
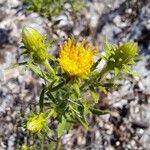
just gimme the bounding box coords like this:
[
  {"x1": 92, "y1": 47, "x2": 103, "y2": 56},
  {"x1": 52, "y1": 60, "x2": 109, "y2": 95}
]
[
  {"x1": 77, "y1": 117, "x2": 88, "y2": 129},
  {"x1": 77, "y1": 104, "x2": 89, "y2": 129},
  {"x1": 7, "y1": 62, "x2": 27, "y2": 69},
  {"x1": 47, "y1": 92, "x2": 57, "y2": 104},
  {"x1": 47, "y1": 80, "x2": 57, "y2": 90},
  {"x1": 50, "y1": 78, "x2": 70, "y2": 92},
  {"x1": 91, "y1": 91, "x2": 99, "y2": 103},
  {"x1": 72, "y1": 83, "x2": 80, "y2": 97},
  {"x1": 28, "y1": 61, "x2": 42, "y2": 76},
  {"x1": 50, "y1": 82, "x2": 64, "y2": 92},
  {"x1": 39, "y1": 84, "x2": 46, "y2": 112},
  {"x1": 90, "y1": 108, "x2": 109, "y2": 115},
  {"x1": 91, "y1": 57, "x2": 102, "y2": 70},
  {"x1": 122, "y1": 65, "x2": 139, "y2": 76},
  {"x1": 48, "y1": 53, "x2": 57, "y2": 61},
  {"x1": 104, "y1": 38, "x2": 111, "y2": 53},
  {"x1": 114, "y1": 67, "x2": 120, "y2": 76},
  {"x1": 47, "y1": 141, "x2": 55, "y2": 150},
  {"x1": 98, "y1": 86, "x2": 107, "y2": 94},
  {"x1": 57, "y1": 116, "x2": 67, "y2": 137},
  {"x1": 103, "y1": 83, "x2": 115, "y2": 89}
]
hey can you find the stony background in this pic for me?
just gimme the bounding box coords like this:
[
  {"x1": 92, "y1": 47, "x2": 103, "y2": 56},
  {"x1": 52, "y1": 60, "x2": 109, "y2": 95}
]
[{"x1": 0, "y1": 0, "x2": 150, "y2": 149}]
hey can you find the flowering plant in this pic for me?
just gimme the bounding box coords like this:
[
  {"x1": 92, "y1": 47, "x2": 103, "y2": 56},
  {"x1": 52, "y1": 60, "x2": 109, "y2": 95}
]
[
  {"x1": 25, "y1": 0, "x2": 84, "y2": 20},
  {"x1": 20, "y1": 26, "x2": 139, "y2": 149}
]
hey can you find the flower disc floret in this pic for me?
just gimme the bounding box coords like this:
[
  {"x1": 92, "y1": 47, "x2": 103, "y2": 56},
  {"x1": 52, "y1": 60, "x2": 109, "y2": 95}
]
[{"x1": 59, "y1": 38, "x2": 97, "y2": 76}]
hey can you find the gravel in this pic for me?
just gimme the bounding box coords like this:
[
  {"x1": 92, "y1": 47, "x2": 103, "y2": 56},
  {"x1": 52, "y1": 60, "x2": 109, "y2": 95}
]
[{"x1": 0, "y1": 0, "x2": 150, "y2": 149}]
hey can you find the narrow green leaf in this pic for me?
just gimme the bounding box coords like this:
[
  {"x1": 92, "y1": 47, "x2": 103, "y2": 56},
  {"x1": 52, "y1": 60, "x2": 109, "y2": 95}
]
[
  {"x1": 103, "y1": 83, "x2": 114, "y2": 88},
  {"x1": 77, "y1": 117, "x2": 88, "y2": 129},
  {"x1": 48, "y1": 54, "x2": 57, "y2": 61},
  {"x1": 91, "y1": 91, "x2": 99, "y2": 103},
  {"x1": 77, "y1": 104, "x2": 89, "y2": 129},
  {"x1": 7, "y1": 62, "x2": 27, "y2": 69},
  {"x1": 28, "y1": 61, "x2": 42, "y2": 76},
  {"x1": 114, "y1": 67, "x2": 119, "y2": 76},
  {"x1": 122, "y1": 65, "x2": 139, "y2": 76},
  {"x1": 57, "y1": 116, "x2": 67, "y2": 137},
  {"x1": 50, "y1": 78, "x2": 70, "y2": 92},
  {"x1": 47, "y1": 141, "x2": 56, "y2": 150},
  {"x1": 98, "y1": 86, "x2": 107, "y2": 94},
  {"x1": 90, "y1": 108, "x2": 109, "y2": 115},
  {"x1": 47, "y1": 92, "x2": 57, "y2": 104},
  {"x1": 91, "y1": 57, "x2": 102, "y2": 70},
  {"x1": 73, "y1": 83, "x2": 80, "y2": 97},
  {"x1": 39, "y1": 85, "x2": 46, "y2": 112},
  {"x1": 104, "y1": 38, "x2": 111, "y2": 53},
  {"x1": 50, "y1": 82, "x2": 64, "y2": 92}
]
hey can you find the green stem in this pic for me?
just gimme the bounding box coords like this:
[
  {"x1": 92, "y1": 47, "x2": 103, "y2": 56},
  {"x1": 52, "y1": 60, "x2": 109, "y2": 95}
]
[
  {"x1": 44, "y1": 59, "x2": 55, "y2": 75},
  {"x1": 46, "y1": 134, "x2": 58, "y2": 142},
  {"x1": 43, "y1": 59, "x2": 59, "y2": 81},
  {"x1": 55, "y1": 138, "x2": 61, "y2": 150},
  {"x1": 41, "y1": 135, "x2": 44, "y2": 150}
]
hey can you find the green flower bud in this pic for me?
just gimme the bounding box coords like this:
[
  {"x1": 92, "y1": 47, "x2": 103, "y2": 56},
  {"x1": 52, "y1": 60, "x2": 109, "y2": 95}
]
[
  {"x1": 26, "y1": 113, "x2": 47, "y2": 133},
  {"x1": 21, "y1": 144, "x2": 33, "y2": 150},
  {"x1": 22, "y1": 26, "x2": 48, "y2": 63},
  {"x1": 106, "y1": 42, "x2": 139, "y2": 70}
]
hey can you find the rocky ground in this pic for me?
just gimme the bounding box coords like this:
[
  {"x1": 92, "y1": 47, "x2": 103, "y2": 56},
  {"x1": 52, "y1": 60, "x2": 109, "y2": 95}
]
[{"x1": 0, "y1": 0, "x2": 150, "y2": 149}]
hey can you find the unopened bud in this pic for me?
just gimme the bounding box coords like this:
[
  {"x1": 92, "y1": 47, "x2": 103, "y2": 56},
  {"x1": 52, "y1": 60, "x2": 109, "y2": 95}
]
[
  {"x1": 26, "y1": 113, "x2": 47, "y2": 133},
  {"x1": 22, "y1": 26, "x2": 48, "y2": 63},
  {"x1": 107, "y1": 42, "x2": 139, "y2": 69}
]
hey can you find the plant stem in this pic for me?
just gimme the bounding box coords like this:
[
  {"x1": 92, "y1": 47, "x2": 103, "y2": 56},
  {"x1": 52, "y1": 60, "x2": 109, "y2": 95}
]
[
  {"x1": 44, "y1": 59, "x2": 55, "y2": 76},
  {"x1": 41, "y1": 135, "x2": 44, "y2": 150},
  {"x1": 55, "y1": 138, "x2": 61, "y2": 150},
  {"x1": 44, "y1": 59, "x2": 58, "y2": 80}
]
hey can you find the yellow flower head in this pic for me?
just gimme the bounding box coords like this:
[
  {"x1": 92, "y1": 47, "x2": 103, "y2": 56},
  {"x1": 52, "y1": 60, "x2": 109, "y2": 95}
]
[{"x1": 59, "y1": 38, "x2": 97, "y2": 76}]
